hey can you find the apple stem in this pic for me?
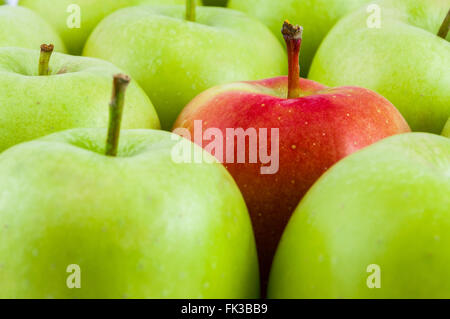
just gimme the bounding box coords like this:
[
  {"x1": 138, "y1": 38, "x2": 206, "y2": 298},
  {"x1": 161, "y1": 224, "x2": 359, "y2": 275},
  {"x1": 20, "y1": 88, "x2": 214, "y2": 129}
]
[
  {"x1": 38, "y1": 44, "x2": 54, "y2": 76},
  {"x1": 282, "y1": 21, "x2": 303, "y2": 99},
  {"x1": 437, "y1": 9, "x2": 450, "y2": 39},
  {"x1": 105, "y1": 74, "x2": 131, "y2": 157},
  {"x1": 186, "y1": 0, "x2": 196, "y2": 22}
]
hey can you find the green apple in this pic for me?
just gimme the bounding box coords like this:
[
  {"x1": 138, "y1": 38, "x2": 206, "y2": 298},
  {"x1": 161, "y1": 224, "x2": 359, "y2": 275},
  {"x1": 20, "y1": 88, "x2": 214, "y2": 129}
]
[
  {"x1": 309, "y1": 0, "x2": 450, "y2": 134},
  {"x1": 228, "y1": 0, "x2": 371, "y2": 76},
  {"x1": 83, "y1": 1, "x2": 287, "y2": 129},
  {"x1": 0, "y1": 45, "x2": 159, "y2": 152},
  {"x1": 0, "y1": 75, "x2": 259, "y2": 298},
  {"x1": 0, "y1": 5, "x2": 66, "y2": 52},
  {"x1": 442, "y1": 118, "x2": 450, "y2": 137},
  {"x1": 268, "y1": 133, "x2": 450, "y2": 298},
  {"x1": 19, "y1": 0, "x2": 192, "y2": 55}
]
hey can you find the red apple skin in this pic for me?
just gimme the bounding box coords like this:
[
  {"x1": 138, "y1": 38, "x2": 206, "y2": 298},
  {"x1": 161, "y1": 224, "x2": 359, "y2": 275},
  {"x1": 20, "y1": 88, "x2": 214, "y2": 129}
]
[{"x1": 173, "y1": 76, "x2": 410, "y2": 285}]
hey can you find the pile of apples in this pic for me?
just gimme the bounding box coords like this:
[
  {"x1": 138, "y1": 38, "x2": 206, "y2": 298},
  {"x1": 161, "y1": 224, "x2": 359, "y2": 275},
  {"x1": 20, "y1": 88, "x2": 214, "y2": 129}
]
[{"x1": 0, "y1": 0, "x2": 448, "y2": 299}]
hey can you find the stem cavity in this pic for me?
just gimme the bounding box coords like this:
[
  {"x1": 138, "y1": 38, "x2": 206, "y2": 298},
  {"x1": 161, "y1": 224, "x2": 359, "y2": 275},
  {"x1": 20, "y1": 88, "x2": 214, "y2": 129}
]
[
  {"x1": 105, "y1": 74, "x2": 131, "y2": 157},
  {"x1": 437, "y1": 9, "x2": 450, "y2": 39},
  {"x1": 186, "y1": 0, "x2": 196, "y2": 22},
  {"x1": 39, "y1": 44, "x2": 54, "y2": 76},
  {"x1": 282, "y1": 21, "x2": 303, "y2": 99}
]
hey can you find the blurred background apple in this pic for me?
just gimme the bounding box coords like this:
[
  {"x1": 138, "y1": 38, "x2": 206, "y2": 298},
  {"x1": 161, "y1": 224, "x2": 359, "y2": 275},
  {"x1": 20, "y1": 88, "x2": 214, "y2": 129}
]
[
  {"x1": 83, "y1": 3, "x2": 287, "y2": 129},
  {"x1": 309, "y1": 0, "x2": 450, "y2": 133},
  {"x1": 0, "y1": 5, "x2": 66, "y2": 52}
]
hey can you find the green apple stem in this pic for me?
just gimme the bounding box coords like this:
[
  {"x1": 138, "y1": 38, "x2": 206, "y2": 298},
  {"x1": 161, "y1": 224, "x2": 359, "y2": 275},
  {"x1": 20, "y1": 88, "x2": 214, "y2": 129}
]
[
  {"x1": 105, "y1": 74, "x2": 131, "y2": 157},
  {"x1": 437, "y1": 9, "x2": 450, "y2": 39},
  {"x1": 186, "y1": 0, "x2": 196, "y2": 22},
  {"x1": 38, "y1": 44, "x2": 54, "y2": 76},
  {"x1": 282, "y1": 21, "x2": 303, "y2": 99}
]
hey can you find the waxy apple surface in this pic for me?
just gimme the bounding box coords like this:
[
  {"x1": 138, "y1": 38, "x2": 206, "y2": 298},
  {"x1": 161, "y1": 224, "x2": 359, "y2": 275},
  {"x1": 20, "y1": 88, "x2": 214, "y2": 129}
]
[
  {"x1": 174, "y1": 76, "x2": 410, "y2": 283},
  {"x1": 309, "y1": 0, "x2": 450, "y2": 133},
  {"x1": 83, "y1": 5, "x2": 287, "y2": 129},
  {"x1": 228, "y1": 0, "x2": 372, "y2": 76},
  {"x1": 0, "y1": 129, "x2": 259, "y2": 298},
  {"x1": 0, "y1": 47, "x2": 159, "y2": 152},
  {"x1": 268, "y1": 133, "x2": 450, "y2": 298},
  {"x1": 0, "y1": 5, "x2": 66, "y2": 52}
]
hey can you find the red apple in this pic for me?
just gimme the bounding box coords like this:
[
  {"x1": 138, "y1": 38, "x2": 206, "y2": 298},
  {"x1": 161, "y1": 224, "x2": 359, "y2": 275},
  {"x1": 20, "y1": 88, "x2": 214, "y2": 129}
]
[{"x1": 173, "y1": 21, "x2": 410, "y2": 287}]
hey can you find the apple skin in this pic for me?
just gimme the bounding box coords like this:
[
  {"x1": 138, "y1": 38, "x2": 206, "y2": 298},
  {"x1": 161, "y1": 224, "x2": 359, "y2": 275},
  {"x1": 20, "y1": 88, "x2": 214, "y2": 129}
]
[
  {"x1": 0, "y1": 128, "x2": 259, "y2": 298},
  {"x1": 268, "y1": 133, "x2": 450, "y2": 298},
  {"x1": 228, "y1": 0, "x2": 372, "y2": 77},
  {"x1": 0, "y1": 5, "x2": 66, "y2": 52},
  {"x1": 309, "y1": 0, "x2": 450, "y2": 134},
  {"x1": 83, "y1": 5, "x2": 287, "y2": 129},
  {"x1": 173, "y1": 76, "x2": 410, "y2": 283},
  {"x1": 20, "y1": 0, "x2": 192, "y2": 55},
  {"x1": 0, "y1": 47, "x2": 160, "y2": 152}
]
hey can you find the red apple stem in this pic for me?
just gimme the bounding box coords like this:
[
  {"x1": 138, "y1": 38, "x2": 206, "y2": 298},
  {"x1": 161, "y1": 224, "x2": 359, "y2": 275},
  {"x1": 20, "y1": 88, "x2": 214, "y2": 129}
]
[
  {"x1": 437, "y1": 9, "x2": 450, "y2": 39},
  {"x1": 39, "y1": 44, "x2": 54, "y2": 76},
  {"x1": 186, "y1": 0, "x2": 196, "y2": 22},
  {"x1": 105, "y1": 74, "x2": 131, "y2": 157},
  {"x1": 282, "y1": 21, "x2": 303, "y2": 99}
]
